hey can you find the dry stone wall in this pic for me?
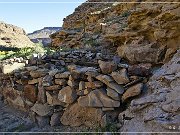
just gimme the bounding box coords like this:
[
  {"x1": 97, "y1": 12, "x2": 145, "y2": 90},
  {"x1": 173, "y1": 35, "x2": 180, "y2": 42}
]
[{"x1": 0, "y1": 49, "x2": 150, "y2": 128}]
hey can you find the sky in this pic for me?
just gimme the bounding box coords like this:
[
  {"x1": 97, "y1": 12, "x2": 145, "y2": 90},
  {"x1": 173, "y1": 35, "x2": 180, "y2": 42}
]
[{"x1": 0, "y1": 0, "x2": 86, "y2": 33}]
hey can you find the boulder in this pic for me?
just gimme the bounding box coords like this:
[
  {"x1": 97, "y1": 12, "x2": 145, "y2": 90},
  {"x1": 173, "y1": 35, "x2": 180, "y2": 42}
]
[
  {"x1": 117, "y1": 43, "x2": 166, "y2": 64},
  {"x1": 58, "y1": 86, "x2": 77, "y2": 104},
  {"x1": 78, "y1": 89, "x2": 120, "y2": 108},
  {"x1": 60, "y1": 103, "x2": 103, "y2": 127}
]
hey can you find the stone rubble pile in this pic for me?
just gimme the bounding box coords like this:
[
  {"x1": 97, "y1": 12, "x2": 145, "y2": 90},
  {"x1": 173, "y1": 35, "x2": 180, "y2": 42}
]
[{"x1": 0, "y1": 49, "x2": 151, "y2": 128}]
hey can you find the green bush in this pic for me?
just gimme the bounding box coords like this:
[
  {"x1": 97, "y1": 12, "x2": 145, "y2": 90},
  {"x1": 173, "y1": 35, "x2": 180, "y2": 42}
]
[{"x1": 0, "y1": 43, "x2": 55, "y2": 60}]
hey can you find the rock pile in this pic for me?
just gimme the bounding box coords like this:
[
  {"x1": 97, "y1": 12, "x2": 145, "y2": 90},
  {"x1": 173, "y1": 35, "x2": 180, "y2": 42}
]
[{"x1": 0, "y1": 49, "x2": 149, "y2": 128}]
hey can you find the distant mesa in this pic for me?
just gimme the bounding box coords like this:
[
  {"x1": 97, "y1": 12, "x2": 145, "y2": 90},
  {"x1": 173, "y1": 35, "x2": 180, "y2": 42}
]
[
  {"x1": 0, "y1": 21, "x2": 34, "y2": 49},
  {"x1": 28, "y1": 27, "x2": 62, "y2": 47}
]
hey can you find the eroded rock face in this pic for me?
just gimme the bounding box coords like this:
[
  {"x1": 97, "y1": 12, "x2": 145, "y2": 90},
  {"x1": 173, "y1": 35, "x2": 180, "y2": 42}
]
[
  {"x1": 60, "y1": 103, "x2": 103, "y2": 127},
  {"x1": 119, "y1": 50, "x2": 180, "y2": 132},
  {"x1": 0, "y1": 21, "x2": 34, "y2": 48},
  {"x1": 50, "y1": 1, "x2": 180, "y2": 65}
]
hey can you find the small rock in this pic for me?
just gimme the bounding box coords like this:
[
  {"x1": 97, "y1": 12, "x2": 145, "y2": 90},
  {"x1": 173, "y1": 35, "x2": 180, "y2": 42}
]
[
  {"x1": 98, "y1": 60, "x2": 117, "y2": 74},
  {"x1": 30, "y1": 69, "x2": 48, "y2": 78},
  {"x1": 111, "y1": 69, "x2": 129, "y2": 84},
  {"x1": 46, "y1": 92, "x2": 66, "y2": 106},
  {"x1": 128, "y1": 63, "x2": 152, "y2": 77},
  {"x1": 67, "y1": 80, "x2": 78, "y2": 88},
  {"x1": 58, "y1": 86, "x2": 77, "y2": 104},
  {"x1": 79, "y1": 81, "x2": 85, "y2": 90},
  {"x1": 107, "y1": 82, "x2": 124, "y2": 95},
  {"x1": 55, "y1": 79, "x2": 67, "y2": 86},
  {"x1": 37, "y1": 83, "x2": 47, "y2": 104},
  {"x1": 96, "y1": 74, "x2": 114, "y2": 84},
  {"x1": 31, "y1": 103, "x2": 53, "y2": 116},
  {"x1": 106, "y1": 87, "x2": 120, "y2": 101},
  {"x1": 122, "y1": 83, "x2": 144, "y2": 102},
  {"x1": 44, "y1": 85, "x2": 61, "y2": 91},
  {"x1": 28, "y1": 79, "x2": 38, "y2": 84},
  {"x1": 24, "y1": 85, "x2": 37, "y2": 103},
  {"x1": 42, "y1": 75, "x2": 53, "y2": 86},
  {"x1": 78, "y1": 89, "x2": 120, "y2": 108},
  {"x1": 55, "y1": 71, "x2": 70, "y2": 79}
]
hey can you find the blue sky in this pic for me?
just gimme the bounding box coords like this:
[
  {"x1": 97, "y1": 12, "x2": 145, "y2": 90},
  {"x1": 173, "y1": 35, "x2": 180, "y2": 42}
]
[{"x1": 0, "y1": 0, "x2": 86, "y2": 33}]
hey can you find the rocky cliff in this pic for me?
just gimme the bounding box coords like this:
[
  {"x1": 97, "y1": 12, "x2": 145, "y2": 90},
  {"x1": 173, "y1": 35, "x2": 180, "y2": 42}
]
[
  {"x1": 0, "y1": 21, "x2": 34, "y2": 49},
  {"x1": 51, "y1": 0, "x2": 180, "y2": 64},
  {"x1": 0, "y1": 0, "x2": 179, "y2": 133},
  {"x1": 28, "y1": 27, "x2": 61, "y2": 47}
]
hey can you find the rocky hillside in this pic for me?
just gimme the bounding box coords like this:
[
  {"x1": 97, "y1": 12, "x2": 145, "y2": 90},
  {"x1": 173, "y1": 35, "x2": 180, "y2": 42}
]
[
  {"x1": 0, "y1": 21, "x2": 34, "y2": 49},
  {"x1": 28, "y1": 27, "x2": 61, "y2": 47},
  {"x1": 0, "y1": 0, "x2": 179, "y2": 133},
  {"x1": 51, "y1": 0, "x2": 180, "y2": 64}
]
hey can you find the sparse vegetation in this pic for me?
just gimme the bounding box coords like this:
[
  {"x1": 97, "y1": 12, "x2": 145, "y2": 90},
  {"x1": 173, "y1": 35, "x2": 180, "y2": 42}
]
[{"x1": 0, "y1": 43, "x2": 55, "y2": 60}]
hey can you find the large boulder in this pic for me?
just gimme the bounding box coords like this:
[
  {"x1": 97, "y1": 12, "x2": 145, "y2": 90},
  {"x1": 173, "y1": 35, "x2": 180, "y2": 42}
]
[
  {"x1": 60, "y1": 103, "x2": 103, "y2": 127},
  {"x1": 117, "y1": 42, "x2": 166, "y2": 64}
]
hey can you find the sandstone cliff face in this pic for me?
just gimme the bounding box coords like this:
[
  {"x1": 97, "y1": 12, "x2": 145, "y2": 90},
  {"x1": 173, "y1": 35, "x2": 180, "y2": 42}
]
[
  {"x1": 0, "y1": 21, "x2": 34, "y2": 48},
  {"x1": 51, "y1": 0, "x2": 180, "y2": 64},
  {"x1": 28, "y1": 27, "x2": 61, "y2": 47}
]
